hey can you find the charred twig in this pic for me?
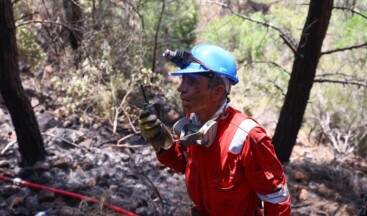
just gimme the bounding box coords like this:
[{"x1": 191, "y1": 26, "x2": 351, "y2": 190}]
[
  {"x1": 42, "y1": 132, "x2": 93, "y2": 152},
  {"x1": 268, "y1": 79, "x2": 286, "y2": 96},
  {"x1": 123, "y1": 1, "x2": 145, "y2": 30},
  {"x1": 321, "y1": 42, "x2": 367, "y2": 55},
  {"x1": 41, "y1": 0, "x2": 52, "y2": 21},
  {"x1": 333, "y1": 6, "x2": 367, "y2": 20},
  {"x1": 0, "y1": 140, "x2": 17, "y2": 155},
  {"x1": 316, "y1": 72, "x2": 364, "y2": 80},
  {"x1": 139, "y1": 172, "x2": 164, "y2": 215},
  {"x1": 314, "y1": 79, "x2": 367, "y2": 88},
  {"x1": 117, "y1": 134, "x2": 137, "y2": 145},
  {"x1": 15, "y1": 12, "x2": 38, "y2": 22},
  {"x1": 248, "y1": 60, "x2": 291, "y2": 75},
  {"x1": 121, "y1": 107, "x2": 139, "y2": 134},
  {"x1": 16, "y1": 19, "x2": 75, "y2": 31},
  {"x1": 152, "y1": 0, "x2": 166, "y2": 72},
  {"x1": 111, "y1": 89, "x2": 133, "y2": 135},
  {"x1": 314, "y1": 71, "x2": 367, "y2": 88},
  {"x1": 109, "y1": 143, "x2": 146, "y2": 149},
  {"x1": 98, "y1": 133, "x2": 146, "y2": 148}
]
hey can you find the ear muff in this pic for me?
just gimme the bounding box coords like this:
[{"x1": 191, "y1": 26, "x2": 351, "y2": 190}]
[{"x1": 173, "y1": 118, "x2": 218, "y2": 148}]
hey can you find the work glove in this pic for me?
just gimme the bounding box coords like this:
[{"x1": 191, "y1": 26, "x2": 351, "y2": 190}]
[{"x1": 138, "y1": 106, "x2": 173, "y2": 152}]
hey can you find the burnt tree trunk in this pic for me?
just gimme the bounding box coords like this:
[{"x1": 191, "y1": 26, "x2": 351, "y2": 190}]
[
  {"x1": 0, "y1": 0, "x2": 46, "y2": 167},
  {"x1": 272, "y1": 0, "x2": 334, "y2": 163},
  {"x1": 63, "y1": 0, "x2": 83, "y2": 66}
]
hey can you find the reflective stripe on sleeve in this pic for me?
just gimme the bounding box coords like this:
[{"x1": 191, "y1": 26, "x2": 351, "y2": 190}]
[
  {"x1": 228, "y1": 119, "x2": 258, "y2": 154},
  {"x1": 256, "y1": 184, "x2": 289, "y2": 204}
]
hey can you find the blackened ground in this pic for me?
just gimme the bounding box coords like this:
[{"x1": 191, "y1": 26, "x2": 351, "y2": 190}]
[{"x1": 0, "y1": 103, "x2": 366, "y2": 216}]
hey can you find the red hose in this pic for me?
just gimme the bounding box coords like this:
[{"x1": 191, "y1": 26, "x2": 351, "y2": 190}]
[{"x1": 0, "y1": 176, "x2": 138, "y2": 216}]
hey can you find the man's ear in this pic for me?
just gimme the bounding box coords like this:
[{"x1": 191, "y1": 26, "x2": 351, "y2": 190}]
[{"x1": 213, "y1": 84, "x2": 225, "y2": 99}]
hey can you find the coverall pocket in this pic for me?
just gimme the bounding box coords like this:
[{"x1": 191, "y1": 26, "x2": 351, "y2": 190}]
[{"x1": 208, "y1": 168, "x2": 244, "y2": 192}]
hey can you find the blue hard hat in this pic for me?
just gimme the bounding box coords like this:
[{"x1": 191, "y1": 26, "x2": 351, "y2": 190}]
[{"x1": 171, "y1": 43, "x2": 239, "y2": 84}]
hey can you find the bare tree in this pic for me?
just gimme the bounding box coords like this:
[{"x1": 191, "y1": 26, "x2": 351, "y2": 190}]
[
  {"x1": 0, "y1": 0, "x2": 46, "y2": 167},
  {"x1": 272, "y1": 0, "x2": 334, "y2": 163}
]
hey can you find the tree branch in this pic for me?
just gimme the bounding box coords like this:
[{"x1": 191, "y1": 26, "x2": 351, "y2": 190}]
[
  {"x1": 204, "y1": 0, "x2": 298, "y2": 55},
  {"x1": 314, "y1": 79, "x2": 367, "y2": 88},
  {"x1": 316, "y1": 72, "x2": 365, "y2": 82},
  {"x1": 321, "y1": 42, "x2": 367, "y2": 55},
  {"x1": 16, "y1": 19, "x2": 70, "y2": 29},
  {"x1": 333, "y1": 6, "x2": 367, "y2": 20},
  {"x1": 152, "y1": 0, "x2": 165, "y2": 72},
  {"x1": 268, "y1": 79, "x2": 286, "y2": 96},
  {"x1": 248, "y1": 60, "x2": 291, "y2": 75},
  {"x1": 15, "y1": 13, "x2": 38, "y2": 22}
]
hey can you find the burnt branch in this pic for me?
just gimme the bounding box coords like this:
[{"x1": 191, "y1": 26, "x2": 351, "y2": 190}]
[
  {"x1": 124, "y1": 1, "x2": 145, "y2": 30},
  {"x1": 15, "y1": 12, "x2": 38, "y2": 22},
  {"x1": 152, "y1": 0, "x2": 165, "y2": 72},
  {"x1": 248, "y1": 60, "x2": 291, "y2": 75},
  {"x1": 17, "y1": 19, "x2": 71, "y2": 30},
  {"x1": 268, "y1": 79, "x2": 286, "y2": 96},
  {"x1": 316, "y1": 72, "x2": 365, "y2": 82},
  {"x1": 333, "y1": 6, "x2": 367, "y2": 20},
  {"x1": 321, "y1": 42, "x2": 367, "y2": 55},
  {"x1": 314, "y1": 79, "x2": 367, "y2": 88},
  {"x1": 204, "y1": 0, "x2": 298, "y2": 55}
]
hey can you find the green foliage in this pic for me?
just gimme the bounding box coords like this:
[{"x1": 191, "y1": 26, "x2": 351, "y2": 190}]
[
  {"x1": 201, "y1": 6, "x2": 306, "y2": 63},
  {"x1": 266, "y1": 5, "x2": 307, "y2": 41},
  {"x1": 161, "y1": 0, "x2": 198, "y2": 50},
  {"x1": 333, "y1": 10, "x2": 367, "y2": 47},
  {"x1": 141, "y1": 0, "x2": 198, "y2": 70},
  {"x1": 16, "y1": 27, "x2": 46, "y2": 67},
  {"x1": 202, "y1": 14, "x2": 268, "y2": 62},
  {"x1": 200, "y1": 9, "x2": 304, "y2": 114}
]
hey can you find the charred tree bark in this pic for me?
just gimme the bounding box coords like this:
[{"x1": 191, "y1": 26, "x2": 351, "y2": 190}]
[
  {"x1": 63, "y1": 0, "x2": 83, "y2": 50},
  {"x1": 152, "y1": 0, "x2": 165, "y2": 73},
  {"x1": 0, "y1": 0, "x2": 46, "y2": 167},
  {"x1": 63, "y1": 0, "x2": 83, "y2": 67},
  {"x1": 273, "y1": 0, "x2": 334, "y2": 163}
]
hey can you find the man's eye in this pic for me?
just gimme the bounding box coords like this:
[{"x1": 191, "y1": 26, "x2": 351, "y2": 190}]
[
  {"x1": 182, "y1": 76, "x2": 194, "y2": 84},
  {"x1": 187, "y1": 78, "x2": 197, "y2": 85}
]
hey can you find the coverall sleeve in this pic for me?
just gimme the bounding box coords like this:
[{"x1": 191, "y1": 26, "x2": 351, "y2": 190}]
[
  {"x1": 243, "y1": 127, "x2": 291, "y2": 216},
  {"x1": 156, "y1": 140, "x2": 187, "y2": 174}
]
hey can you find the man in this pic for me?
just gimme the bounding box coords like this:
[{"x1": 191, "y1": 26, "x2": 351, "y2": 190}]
[{"x1": 139, "y1": 43, "x2": 291, "y2": 215}]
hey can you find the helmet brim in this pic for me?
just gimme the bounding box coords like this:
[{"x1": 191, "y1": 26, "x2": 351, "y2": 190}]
[
  {"x1": 171, "y1": 62, "x2": 239, "y2": 85},
  {"x1": 171, "y1": 63, "x2": 210, "y2": 76}
]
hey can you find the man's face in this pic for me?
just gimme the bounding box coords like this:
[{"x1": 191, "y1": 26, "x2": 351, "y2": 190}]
[{"x1": 177, "y1": 74, "x2": 216, "y2": 114}]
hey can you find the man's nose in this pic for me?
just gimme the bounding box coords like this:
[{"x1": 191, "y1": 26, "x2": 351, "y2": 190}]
[{"x1": 177, "y1": 80, "x2": 187, "y2": 93}]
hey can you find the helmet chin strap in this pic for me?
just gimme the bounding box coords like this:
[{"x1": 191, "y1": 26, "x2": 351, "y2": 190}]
[{"x1": 173, "y1": 102, "x2": 228, "y2": 147}]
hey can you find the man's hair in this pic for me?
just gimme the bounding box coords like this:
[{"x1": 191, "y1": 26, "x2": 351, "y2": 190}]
[{"x1": 208, "y1": 76, "x2": 230, "y2": 102}]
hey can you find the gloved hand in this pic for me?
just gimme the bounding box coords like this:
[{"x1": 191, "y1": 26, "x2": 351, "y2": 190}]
[{"x1": 138, "y1": 107, "x2": 173, "y2": 152}]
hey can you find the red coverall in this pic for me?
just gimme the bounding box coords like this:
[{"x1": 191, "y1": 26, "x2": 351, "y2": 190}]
[{"x1": 157, "y1": 106, "x2": 291, "y2": 215}]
